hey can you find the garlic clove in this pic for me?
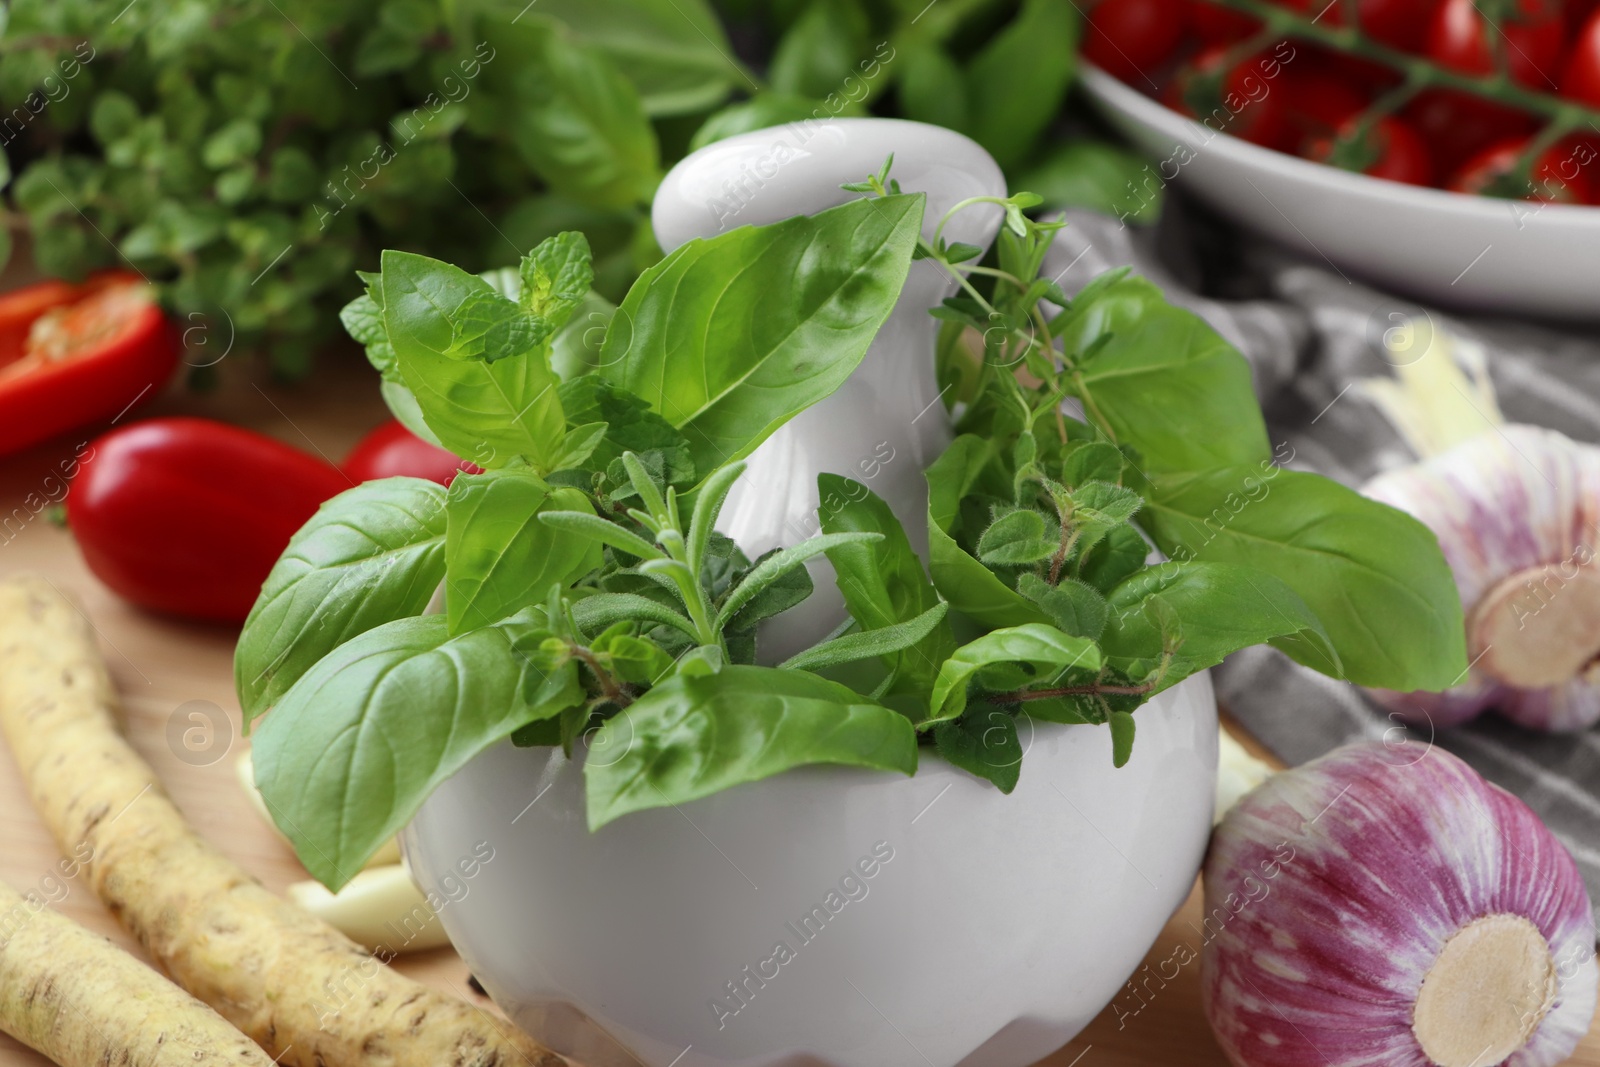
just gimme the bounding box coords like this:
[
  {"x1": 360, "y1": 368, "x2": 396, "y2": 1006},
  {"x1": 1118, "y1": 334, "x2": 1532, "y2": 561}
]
[
  {"x1": 1202, "y1": 740, "x2": 1597, "y2": 1067},
  {"x1": 1362, "y1": 424, "x2": 1600, "y2": 732},
  {"x1": 286, "y1": 864, "x2": 451, "y2": 954}
]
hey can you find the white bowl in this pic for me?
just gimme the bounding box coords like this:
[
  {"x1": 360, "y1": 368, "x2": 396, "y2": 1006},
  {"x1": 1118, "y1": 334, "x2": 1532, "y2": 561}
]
[
  {"x1": 401, "y1": 672, "x2": 1218, "y2": 1067},
  {"x1": 1078, "y1": 64, "x2": 1600, "y2": 320}
]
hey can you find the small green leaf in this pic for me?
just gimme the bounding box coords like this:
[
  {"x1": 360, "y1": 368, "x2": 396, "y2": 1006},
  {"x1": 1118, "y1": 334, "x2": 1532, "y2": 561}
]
[
  {"x1": 1018, "y1": 573, "x2": 1108, "y2": 640},
  {"x1": 934, "y1": 706, "x2": 1022, "y2": 792},
  {"x1": 715, "y1": 532, "x2": 880, "y2": 631},
  {"x1": 537, "y1": 509, "x2": 663, "y2": 561},
  {"x1": 584, "y1": 666, "x2": 918, "y2": 829},
  {"x1": 977, "y1": 508, "x2": 1058, "y2": 565},
  {"x1": 556, "y1": 376, "x2": 695, "y2": 486},
  {"x1": 569, "y1": 592, "x2": 700, "y2": 642},
  {"x1": 928, "y1": 624, "x2": 1101, "y2": 725},
  {"x1": 780, "y1": 603, "x2": 950, "y2": 673},
  {"x1": 519, "y1": 231, "x2": 593, "y2": 328},
  {"x1": 1109, "y1": 710, "x2": 1136, "y2": 767}
]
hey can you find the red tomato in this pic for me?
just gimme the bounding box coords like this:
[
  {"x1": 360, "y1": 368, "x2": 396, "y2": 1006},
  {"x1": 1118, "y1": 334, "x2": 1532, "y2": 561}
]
[
  {"x1": 1163, "y1": 44, "x2": 1297, "y2": 150},
  {"x1": 1446, "y1": 135, "x2": 1599, "y2": 202},
  {"x1": 1084, "y1": 0, "x2": 1188, "y2": 83},
  {"x1": 67, "y1": 418, "x2": 351, "y2": 622},
  {"x1": 1189, "y1": 0, "x2": 1261, "y2": 42},
  {"x1": 1307, "y1": 115, "x2": 1435, "y2": 184},
  {"x1": 0, "y1": 273, "x2": 179, "y2": 457},
  {"x1": 343, "y1": 419, "x2": 477, "y2": 487},
  {"x1": 1426, "y1": 0, "x2": 1565, "y2": 89},
  {"x1": 1359, "y1": 0, "x2": 1445, "y2": 50},
  {"x1": 1282, "y1": 66, "x2": 1370, "y2": 140},
  {"x1": 1401, "y1": 88, "x2": 1537, "y2": 174},
  {"x1": 1561, "y1": 7, "x2": 1600, "y2": 105}
]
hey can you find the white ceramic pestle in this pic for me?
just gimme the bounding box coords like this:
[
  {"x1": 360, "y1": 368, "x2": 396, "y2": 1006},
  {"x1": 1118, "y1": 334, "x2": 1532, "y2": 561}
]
[{"x1": 650, "y1": 118, "x2": 1006, "y2": 661}]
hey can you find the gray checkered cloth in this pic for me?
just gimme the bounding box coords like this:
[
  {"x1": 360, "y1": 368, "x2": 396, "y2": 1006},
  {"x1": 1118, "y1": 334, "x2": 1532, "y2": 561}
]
[{"x1": 1046, "y1": 200, "x2": 1600, "y2": 928}]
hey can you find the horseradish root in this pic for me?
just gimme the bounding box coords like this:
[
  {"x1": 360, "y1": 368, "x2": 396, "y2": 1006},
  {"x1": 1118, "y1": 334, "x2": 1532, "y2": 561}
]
[
  {"x1": 0, "y1": 573, "x2": 566, "y2": 1067},
  {"x1": 0, "y1": 877, "x2": 274, "y2": 1067},
  {"x1": 1203, "y1": 740, "x2": 1597, "y2": 1067}
]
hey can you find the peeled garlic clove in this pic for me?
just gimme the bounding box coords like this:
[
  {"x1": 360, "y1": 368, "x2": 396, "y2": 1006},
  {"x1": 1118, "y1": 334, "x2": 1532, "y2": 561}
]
[
  {"x1": 286, "y1": 864, "x2": 451, "y2": 954},
  {"x1": 1362, "y1": 424, "x2": 1600, "y2": 732},
  {"x1": 1203, "y1": 740, "x2": 1597, "y2": 1067}
]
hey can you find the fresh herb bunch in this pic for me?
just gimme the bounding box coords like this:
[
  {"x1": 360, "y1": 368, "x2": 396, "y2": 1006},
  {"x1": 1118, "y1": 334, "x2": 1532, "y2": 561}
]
[
  {"x1": 0, "y1": 0, "x2": 1160, "y2": 377},
  {"x1": 236, "y1": 169, "x2": 1463, "y2": 890},
  {"x1": 0, "y1": 0, "x2": 739, "y2": 375}
]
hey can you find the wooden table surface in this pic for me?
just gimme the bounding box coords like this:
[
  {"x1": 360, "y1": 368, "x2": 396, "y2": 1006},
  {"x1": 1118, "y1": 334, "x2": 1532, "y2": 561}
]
[{"x1": 0, "y1": 345, "x2": 1596, "y2": 1067}]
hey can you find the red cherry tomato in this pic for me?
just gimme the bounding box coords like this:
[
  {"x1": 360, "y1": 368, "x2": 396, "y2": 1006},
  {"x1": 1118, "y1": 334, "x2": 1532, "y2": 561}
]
[
  {"x1": 1282, "y1": 66, "x2": 1370, "y2": 141},
  {"x1": 1447, "y1": 135, "x2": 1599, "y2": 202},
  {"x1": 1426, "y1": 0, "x2": 1565, "y2": 89},
  {"x1": 67, "y1": 417, "x2": 351, "y2": 622},
  {"x1": 1401, "y1": 88, "x2": 1537, "y2": 174},
  {"x1": 1084, "y1": 0, "x2": 1188, "y2": 83},
  {"x1": 1561, "y1": 7, "x2": 1600, "y2": 106},
  {"x1": 1163, "y1": 44, "x2": 1297, "y2": 150},
  {"x1": 1189, "y1": 0, "x2": 1261, "y2": 42},
  {"x1": 1358, "y1": 0, "x2": 1445, "y2": 50},
  {"x1": 1307, "y1": 115, "x2": 1435, "y2": 184},
  {"x1": 342, "y1": 419, "x2": 477, "y2": 487},
  {"x1": 0, "y1": 272, "x2": 179, "y2": 457}
]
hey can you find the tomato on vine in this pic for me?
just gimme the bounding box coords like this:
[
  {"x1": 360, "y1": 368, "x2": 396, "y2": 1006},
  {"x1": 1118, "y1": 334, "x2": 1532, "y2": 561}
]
[
  {"x1": 1425, "y1": 0, "x2": 1565, "y2": 89},
  {"x1": 1307, "y1": 115, "x2": 1435, "y2": 184},
  {"x1": 1084, "y1": 0, "x2": 1189, "y2": 83},
  {"x1": 1447, "y1": 135, "x2": 1600, "y2": 202}
]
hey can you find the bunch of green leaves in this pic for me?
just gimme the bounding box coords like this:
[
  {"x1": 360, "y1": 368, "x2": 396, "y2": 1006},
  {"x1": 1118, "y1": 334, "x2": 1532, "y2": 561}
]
[
  {"x1": 236, "y1": 192, "x2": 932, "y2": 887},
  {"x1": 804, "y1": 169, "x2": 1466, "y2": 793},
  {"x1": 0, "y1": 0, "x2": 745, "y2": 375}
]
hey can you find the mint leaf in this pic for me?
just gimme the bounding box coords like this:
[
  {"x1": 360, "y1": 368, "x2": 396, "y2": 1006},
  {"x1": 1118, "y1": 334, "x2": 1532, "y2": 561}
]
[
  {"x1": 584, "y1": 666, "x2": 918, "y2": 829},
  {"x1": 519, "y1": 231, "x2": 593, "y2": 329},
  {"x1": 235, "y1": 478, "x2": 448, "y2": 728}
]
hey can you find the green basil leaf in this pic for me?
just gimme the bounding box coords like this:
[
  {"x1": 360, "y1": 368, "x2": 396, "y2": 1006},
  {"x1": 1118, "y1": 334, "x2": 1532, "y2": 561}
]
[
  {"x1": 780, "y1": 603, "x2": 950, "y2": 673},
  {"x1": 534, "y1": 0, "x2": 742, "y2": 116},
  {"x1": 1141, "y1": 466, "x2": 1467, "y2": 689},
  {"x1": 600, "y1": 194, "x2": 923, "y2": 476},
  {"x1": 934, "y1": 705, "x2": 1022, "y2": 793},
  {"x1": 584, "y1": 665, "x2": 918, "y2": 829},
  {"x1": 381, "y1": 250, "x2": 567, "y2": 470},
  {"x1": 480, "y1": 15, "x2": 659, "y2": 209},
  {"x1": 379, "y1": 380, "x2": 446, "y2": 448},
  {"x1": 929, "y1": 624, "x2": 1101, "y2": 726},
  {"x1": 1018, "y1": 140, "x2": 1163, "y2": 225},
  {"x1": 816, "y1": 474, "x2": 956, "y2": 693},
  {"x1": 1060, "y1": 274, "x2": 1269, "y2": 474},
  {"x1": 1101, "y1": 559, "x2": 1335, "y2": 689},
  {"x1": 236, "y1": 478, "x2": 448, "y2": 728},
  {"x1": 896, "y1": 40, "x2": 970, "y2": 132},
  {"x1": 963, "y1": 0, "x2": 1080, "y2": 171},
  {"x1": 926, "y1": 436, "x2": 1050, "y2": 628},
  {"x1": 444, "y1": 471, "x2": 602, "y2": 633},
  {"x1": 252, "y1": 611, "x2": 546, "y2": 888}
]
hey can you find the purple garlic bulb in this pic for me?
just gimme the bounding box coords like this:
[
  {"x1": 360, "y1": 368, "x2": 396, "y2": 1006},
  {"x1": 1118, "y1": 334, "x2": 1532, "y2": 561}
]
[
  {"x1": 1203, "y1": 740, "x2": 1597, "y2": 1067},
  {"x1": 1362, "y1": 425, "x2": 1600, "y2": 732}
]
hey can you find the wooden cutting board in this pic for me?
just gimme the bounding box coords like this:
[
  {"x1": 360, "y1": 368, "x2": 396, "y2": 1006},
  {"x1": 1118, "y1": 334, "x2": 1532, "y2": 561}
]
[{"x1": 0, "y1": 350, "x2": 1595, "y2": 1067}]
